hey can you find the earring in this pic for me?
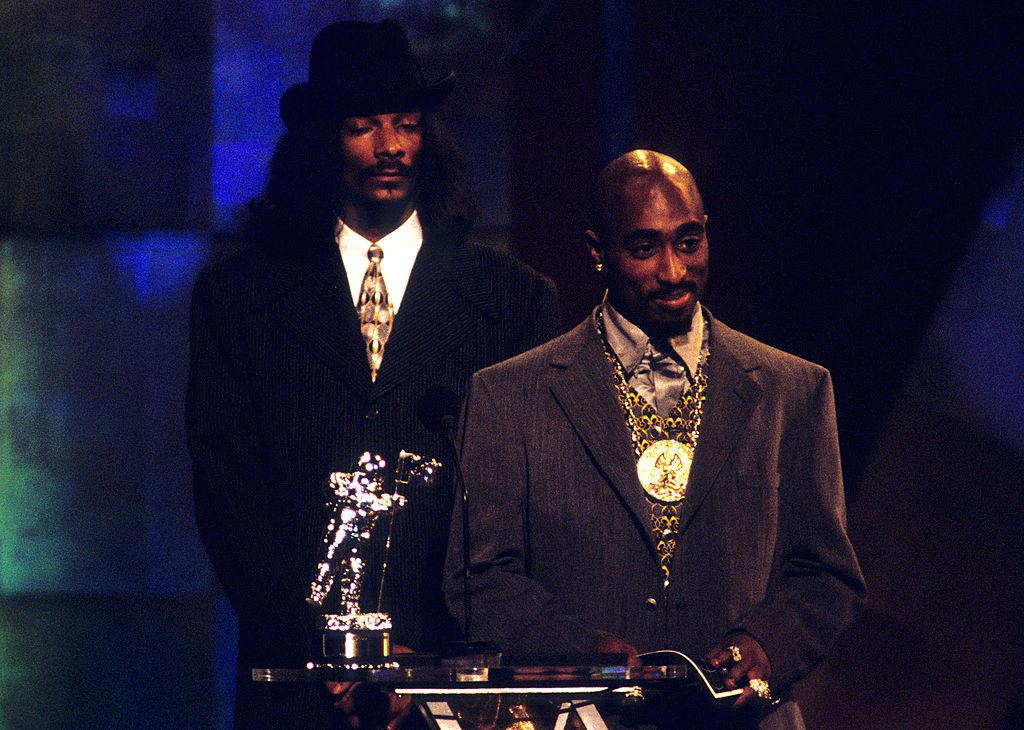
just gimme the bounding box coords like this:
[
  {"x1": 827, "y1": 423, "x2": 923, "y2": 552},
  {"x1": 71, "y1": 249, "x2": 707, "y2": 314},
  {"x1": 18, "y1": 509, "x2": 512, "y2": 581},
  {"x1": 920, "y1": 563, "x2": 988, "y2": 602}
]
[{"x1": 595, "y1": 262, "x2": 604, "y2": 272}]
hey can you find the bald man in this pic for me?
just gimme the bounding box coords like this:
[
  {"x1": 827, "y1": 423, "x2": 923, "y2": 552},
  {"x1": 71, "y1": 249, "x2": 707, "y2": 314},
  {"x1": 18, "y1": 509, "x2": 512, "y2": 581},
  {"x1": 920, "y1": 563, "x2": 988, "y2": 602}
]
[{"x1": 444, "y1": 151, "x2": 864, "y2": 728}]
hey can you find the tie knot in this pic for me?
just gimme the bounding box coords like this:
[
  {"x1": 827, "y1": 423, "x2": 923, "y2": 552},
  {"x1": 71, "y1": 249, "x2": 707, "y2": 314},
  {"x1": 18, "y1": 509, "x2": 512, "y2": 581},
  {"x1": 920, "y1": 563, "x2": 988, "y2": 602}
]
[
  {"x1": 367, "y1": 243, "x2": 383, "y2": 262},
  {"x1": 644, "y1": 342, "x2": 685, "y2": 376}
]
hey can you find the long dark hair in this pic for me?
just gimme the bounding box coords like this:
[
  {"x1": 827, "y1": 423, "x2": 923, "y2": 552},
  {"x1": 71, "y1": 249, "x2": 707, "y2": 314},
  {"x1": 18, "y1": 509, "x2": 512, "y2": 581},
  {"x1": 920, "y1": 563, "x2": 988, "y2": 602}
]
[{"x1": 244, "y1": 113, "x2": 478, "y2": 257}]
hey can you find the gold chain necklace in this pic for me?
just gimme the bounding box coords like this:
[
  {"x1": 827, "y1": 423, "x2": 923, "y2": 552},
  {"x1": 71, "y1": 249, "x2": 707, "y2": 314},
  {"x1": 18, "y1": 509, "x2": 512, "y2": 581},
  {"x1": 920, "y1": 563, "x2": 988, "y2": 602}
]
[
  {"x1": 596, "y1": 309, "x2": 709, "y2": 503},
  {"x1": 596, "y1": 309, "x2": 709, "y2": 588}
]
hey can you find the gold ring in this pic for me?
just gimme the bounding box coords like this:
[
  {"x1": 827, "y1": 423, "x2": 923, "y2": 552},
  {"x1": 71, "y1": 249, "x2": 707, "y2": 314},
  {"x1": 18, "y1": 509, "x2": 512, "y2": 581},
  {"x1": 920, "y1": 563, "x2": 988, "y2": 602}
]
[
  {"x1": 748, "y1": 678, "x2": 772, "y2": 701},
  {"x1": 728, "y1": 645, "x2": 742, "y2": 663}
]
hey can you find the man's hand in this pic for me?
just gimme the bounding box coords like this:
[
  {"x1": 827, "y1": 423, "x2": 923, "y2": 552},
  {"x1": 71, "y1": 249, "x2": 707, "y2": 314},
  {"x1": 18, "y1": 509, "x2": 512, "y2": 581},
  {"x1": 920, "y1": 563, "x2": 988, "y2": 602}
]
[
  {"x1": 595, "y1": 632, "x2": 640, "y2": 668},
  {"x1": 704, "y1": 631, "x2": 772, "y2": 708},
  {"x1": 325, "y1": 644, "x2": 414, "y2": 729}
]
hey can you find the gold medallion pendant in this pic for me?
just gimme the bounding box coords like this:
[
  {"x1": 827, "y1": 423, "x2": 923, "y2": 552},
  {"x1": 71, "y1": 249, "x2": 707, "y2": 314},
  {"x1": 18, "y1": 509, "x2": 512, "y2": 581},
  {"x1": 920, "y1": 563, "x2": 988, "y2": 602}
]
[{"x1": 636, "y1": 439, "x2": 693, "y2": 502}]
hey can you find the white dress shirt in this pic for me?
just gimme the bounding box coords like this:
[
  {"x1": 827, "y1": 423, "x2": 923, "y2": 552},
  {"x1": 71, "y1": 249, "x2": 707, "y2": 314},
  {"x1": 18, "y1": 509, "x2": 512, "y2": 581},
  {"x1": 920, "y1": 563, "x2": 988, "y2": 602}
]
[{"x1": 336, "y1": 210, "x2": 424, "y2": 313}]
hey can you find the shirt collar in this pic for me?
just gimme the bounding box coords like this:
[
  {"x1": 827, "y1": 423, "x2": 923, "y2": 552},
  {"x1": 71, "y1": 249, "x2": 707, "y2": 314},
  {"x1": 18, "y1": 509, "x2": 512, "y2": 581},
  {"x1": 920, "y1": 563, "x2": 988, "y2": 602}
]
[
  {"x1": 601, "y1": 294, "x2": 704, "y2": 379},
  {"x1": 336, "y1": 209, "x2": 423, "y2": 256}
]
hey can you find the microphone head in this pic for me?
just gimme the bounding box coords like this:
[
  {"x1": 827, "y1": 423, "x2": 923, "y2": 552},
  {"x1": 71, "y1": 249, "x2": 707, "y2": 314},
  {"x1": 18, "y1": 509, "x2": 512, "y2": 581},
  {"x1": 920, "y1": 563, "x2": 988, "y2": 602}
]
[{"x1": 416, "y1": 385, "x2": 460, "y2": 433}]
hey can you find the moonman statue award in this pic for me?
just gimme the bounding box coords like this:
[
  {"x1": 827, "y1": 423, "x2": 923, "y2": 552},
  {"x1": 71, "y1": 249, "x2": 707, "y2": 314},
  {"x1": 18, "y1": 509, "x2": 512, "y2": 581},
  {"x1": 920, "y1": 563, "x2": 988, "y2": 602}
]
[{"x1": 306, "y1": 450, "x2": 440, "y2": 666}]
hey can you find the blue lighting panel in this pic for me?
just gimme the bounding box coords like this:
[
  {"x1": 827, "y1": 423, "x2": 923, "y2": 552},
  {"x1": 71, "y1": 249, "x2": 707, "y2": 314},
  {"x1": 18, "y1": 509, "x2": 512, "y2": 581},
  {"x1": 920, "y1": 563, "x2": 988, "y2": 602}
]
[
  {"x1": 105, "y1": 68, "x2": 158, "y2": 120},
  {"x1": 107, "y1": 231, "x2": 210, "y2": 304},
  {"x1": 0, "y1": 234, "x2": 212, "y2": 596}
]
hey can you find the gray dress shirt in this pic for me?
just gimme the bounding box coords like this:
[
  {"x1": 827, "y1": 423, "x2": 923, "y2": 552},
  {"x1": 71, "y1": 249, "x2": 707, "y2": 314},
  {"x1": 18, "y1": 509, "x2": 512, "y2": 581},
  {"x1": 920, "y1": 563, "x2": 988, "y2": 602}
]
[{"x1": 601, "y1": 297, "x2": 705, "y2": 417}]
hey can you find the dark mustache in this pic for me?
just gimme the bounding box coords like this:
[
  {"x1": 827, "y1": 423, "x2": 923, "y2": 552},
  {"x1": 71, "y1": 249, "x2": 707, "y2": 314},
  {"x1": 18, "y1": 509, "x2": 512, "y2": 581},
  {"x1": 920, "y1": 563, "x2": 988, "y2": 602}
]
[
  {"x1": 360, "y1": 162, "x2": 413, "y2": 178},
  {"x1": 647, "y1": 282, "x2": 696, "y2": 301}
]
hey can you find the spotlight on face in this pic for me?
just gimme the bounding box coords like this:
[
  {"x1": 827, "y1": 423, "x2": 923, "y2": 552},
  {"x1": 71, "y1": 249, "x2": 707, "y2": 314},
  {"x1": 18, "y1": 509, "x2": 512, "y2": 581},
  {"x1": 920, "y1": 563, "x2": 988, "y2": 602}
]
[
  {"x1": 588, "y1": 153, "x2": 709, "y2": 338},
  {"x1": 338, "y1": 111, "x2": 424, "y2": 208}
]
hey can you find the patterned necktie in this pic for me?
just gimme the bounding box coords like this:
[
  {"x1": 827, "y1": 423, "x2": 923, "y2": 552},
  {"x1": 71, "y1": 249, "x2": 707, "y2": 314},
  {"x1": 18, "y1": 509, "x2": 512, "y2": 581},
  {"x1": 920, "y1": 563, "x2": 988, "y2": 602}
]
[{"x1": 357, "y1": 242, "x2": 393, "y2": 382}]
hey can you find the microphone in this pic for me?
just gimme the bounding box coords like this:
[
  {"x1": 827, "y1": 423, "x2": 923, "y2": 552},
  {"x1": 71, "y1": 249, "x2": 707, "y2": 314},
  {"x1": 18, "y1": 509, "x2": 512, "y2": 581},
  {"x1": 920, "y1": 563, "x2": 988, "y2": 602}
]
[
  {"x1": 416, "y1": 385, "x2": 460, "y2": 434},
  {"x1": 416, "y1": 386, "x2": 498, "y2": 660}
]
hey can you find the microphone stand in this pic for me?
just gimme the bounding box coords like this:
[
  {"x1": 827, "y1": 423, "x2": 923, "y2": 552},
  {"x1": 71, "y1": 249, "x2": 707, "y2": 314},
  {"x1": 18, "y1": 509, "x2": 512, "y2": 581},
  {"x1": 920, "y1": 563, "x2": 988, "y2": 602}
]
[
  {"x1": 438, "y1": 415, "x2": 499, "y2": 661},
  {"x1": 439, "y1": 414, "x2": 473, "y2": 642}
]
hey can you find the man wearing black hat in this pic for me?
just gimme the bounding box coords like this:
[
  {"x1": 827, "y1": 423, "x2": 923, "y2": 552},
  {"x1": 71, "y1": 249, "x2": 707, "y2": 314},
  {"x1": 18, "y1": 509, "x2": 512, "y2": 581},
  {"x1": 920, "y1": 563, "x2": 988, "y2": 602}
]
[{"x1": 187, "y1": 19, "x2": 560, "y2": 728}]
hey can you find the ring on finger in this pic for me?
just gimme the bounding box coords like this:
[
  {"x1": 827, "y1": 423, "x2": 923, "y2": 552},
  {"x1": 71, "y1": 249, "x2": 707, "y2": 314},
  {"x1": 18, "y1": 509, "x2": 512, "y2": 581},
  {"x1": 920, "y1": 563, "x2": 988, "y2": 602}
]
[{"x1": 748, "y1": 678, "x2": 772, "y2": 701}]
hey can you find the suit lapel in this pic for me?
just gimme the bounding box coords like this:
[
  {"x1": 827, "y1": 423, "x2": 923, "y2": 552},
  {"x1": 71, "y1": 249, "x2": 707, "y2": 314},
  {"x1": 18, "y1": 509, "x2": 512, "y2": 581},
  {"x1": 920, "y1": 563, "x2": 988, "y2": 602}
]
[
  {"x1": 261, "y1": 225, "x2": 494, "y2": 400},
  {"x1": 548, "y1": 319, "x2": 659, "y2": 558},
  {"x1": 551, "y1": 314, "x2": 762, "y2": 570},
  {"x1": 263, "y1": 246, "x2": 372, "y2": 398},
  {"x1": 373, "y1": 231, "x2": 497, "y2": 396},
  {"x1": 675, "y1": 318, "x2": 762, "y2": 535}
]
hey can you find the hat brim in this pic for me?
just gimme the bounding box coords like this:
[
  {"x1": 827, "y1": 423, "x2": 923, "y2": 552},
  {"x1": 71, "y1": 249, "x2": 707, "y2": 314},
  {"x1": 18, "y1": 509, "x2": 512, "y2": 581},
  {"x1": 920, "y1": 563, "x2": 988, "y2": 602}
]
[{"x1": 280, "y1": 72, "x2": 455, "y2": 131}]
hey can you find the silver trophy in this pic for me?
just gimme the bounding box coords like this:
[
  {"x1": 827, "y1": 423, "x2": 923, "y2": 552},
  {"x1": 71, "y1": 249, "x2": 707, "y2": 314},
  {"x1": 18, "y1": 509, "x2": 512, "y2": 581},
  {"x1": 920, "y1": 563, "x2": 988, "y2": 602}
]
[{"x1": 306, "y1": 450, "x2": 440, "y2": 666}]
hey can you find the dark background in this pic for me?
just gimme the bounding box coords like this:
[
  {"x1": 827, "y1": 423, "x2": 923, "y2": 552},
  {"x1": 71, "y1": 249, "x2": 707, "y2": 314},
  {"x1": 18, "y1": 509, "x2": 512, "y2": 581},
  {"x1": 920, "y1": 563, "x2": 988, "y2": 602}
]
[{"x1": 1, "y1": 1, "x2": 1022, "y2": 727}]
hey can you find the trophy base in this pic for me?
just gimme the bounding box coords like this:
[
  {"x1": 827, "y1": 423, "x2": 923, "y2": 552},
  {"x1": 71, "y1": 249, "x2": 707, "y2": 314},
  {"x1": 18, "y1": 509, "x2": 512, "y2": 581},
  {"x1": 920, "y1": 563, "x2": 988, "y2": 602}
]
[
  {"x1": 322, "y1": 629, "x2": 391, "y2": 660},
  {"x1": 318, "y1": 613, "x2": 393, "y2": 662}
]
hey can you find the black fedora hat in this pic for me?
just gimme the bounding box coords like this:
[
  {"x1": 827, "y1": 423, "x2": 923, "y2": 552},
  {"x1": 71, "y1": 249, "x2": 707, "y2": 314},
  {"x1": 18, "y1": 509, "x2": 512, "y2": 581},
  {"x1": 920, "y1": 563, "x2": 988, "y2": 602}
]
[{"x1": 280, "y1": 19, "x2": 454, "y2": 131}]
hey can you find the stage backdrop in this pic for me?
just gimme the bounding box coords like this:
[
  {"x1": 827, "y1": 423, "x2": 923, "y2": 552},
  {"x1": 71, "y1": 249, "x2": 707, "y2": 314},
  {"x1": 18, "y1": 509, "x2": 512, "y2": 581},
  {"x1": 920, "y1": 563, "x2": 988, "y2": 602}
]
[{"x1": 2, "y1": 1, "x2": 1023, "y2": 728}]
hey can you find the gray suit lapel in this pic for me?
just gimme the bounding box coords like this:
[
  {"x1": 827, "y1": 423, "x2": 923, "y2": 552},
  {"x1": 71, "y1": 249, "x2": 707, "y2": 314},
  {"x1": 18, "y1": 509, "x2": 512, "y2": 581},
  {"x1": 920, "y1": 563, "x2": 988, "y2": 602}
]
[
  {"x1": 675, "y1": 319, "x2": 762, "y2": 535},
  {"x1": 548, "y1": 318, "x2": 659, "y2": 559}
]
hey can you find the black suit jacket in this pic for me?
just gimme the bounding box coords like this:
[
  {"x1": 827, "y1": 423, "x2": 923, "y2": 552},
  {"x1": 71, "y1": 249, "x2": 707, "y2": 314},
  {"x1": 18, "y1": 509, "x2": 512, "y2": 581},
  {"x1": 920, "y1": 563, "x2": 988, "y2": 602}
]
[
  {"x1": 446, "y1": 312, "x2": 865, "y2": 728},
  {"x1": 187, "y1": 222, "x2": 559, "y2": 727}
]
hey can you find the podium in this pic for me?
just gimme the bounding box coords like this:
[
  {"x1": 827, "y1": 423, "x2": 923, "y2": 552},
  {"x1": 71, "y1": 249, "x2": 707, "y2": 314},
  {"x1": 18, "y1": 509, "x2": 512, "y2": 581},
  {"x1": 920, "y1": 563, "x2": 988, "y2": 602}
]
[
  {"x1": 283, "y1": 452, "x2": 745, "y2": 726},
  {"x1": 252, "y1": 656, "x2": 704, "y2": 729}
]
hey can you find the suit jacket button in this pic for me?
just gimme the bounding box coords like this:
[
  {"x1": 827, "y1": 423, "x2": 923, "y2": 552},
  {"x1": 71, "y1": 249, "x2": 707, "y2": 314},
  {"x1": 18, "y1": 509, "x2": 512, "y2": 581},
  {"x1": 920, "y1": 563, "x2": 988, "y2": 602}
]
[
  {"x1": 365, "y1": 408, "x2": 379, "y2": 421},
  {"x1": 645, "y1": 597, "x2": 658, "y2": 610}
]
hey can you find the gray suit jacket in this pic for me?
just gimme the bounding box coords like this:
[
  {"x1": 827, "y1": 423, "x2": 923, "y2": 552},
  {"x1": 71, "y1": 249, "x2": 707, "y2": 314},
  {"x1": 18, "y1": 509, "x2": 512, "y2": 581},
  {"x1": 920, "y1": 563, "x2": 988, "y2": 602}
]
[{"x1": 445, "y1": 311, "x2": 865, "y2": 726}]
